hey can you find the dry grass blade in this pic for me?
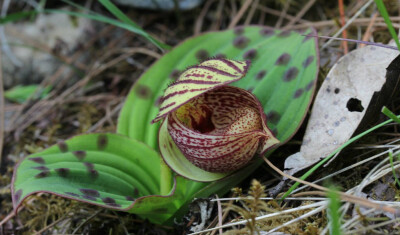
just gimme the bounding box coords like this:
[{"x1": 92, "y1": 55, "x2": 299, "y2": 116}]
[
  {"x1": 228, "y1": 0, "x2": 253, "y2": 29},
  {"x1": 263, "y1": 157, "x2": 399, "y2": 215},
  {"x1": 282, "y1": 0, "x2": 316, "y2": 30},
  {"x1": 0, "y1": 36, "x2": 4, "y2": 167},
  {"x1": 190, "y1": 201, "x2": 327, "y2": 234},
  {"x1": 194, "y1": 0, "x2": 216, "y2": 35}
]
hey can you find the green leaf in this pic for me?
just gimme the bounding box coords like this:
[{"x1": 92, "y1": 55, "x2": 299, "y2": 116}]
[
  {"x1": 118, "y1": 26, "x2": 319, "y2": 222},
  {"x1": 12, "y1": 133, "x2": 177, "y2": 224},
  {"x1": 5, "y1": 85, "x2": 51, "y2": 103}
]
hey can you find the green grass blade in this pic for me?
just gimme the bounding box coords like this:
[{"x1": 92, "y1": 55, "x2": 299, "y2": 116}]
[
  {"x1": 389, "y1": 151, "x2": 400, "y2": 188},
  {"x1": 43, "y1": 8, "x2": 169, "y2": 51},
  {"x1": 382, "y1": 106, "x2": 400, "y2": 124},
  {"x1": 97, "y1": 0, "x2": 170, "y2": 50},
  {"x1": 61, "y1": 0, "x2": 98, "y2": 14},
  {"x1": 327, "y1": 186, "x2": 342, "y2": 235},
  {"x1": 98, "y1": 0, "x2": 140, "y2": 28},
  {"x1": 0, "y1": 11, "x2": 37, "y2": 24},
  {"x1": 374, "y1": 0, "x2": 400, "y2": 50}
]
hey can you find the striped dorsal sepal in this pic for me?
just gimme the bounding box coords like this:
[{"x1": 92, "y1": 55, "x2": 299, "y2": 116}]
[{"x1": 151, "y1": 58, "x2": 250, "y2": 123}]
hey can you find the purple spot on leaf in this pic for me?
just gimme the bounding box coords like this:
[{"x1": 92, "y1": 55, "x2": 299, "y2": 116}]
[
  {"x1": 243, "y1": 49, "x2": 257, "y2": 60},
  {"x1": 260, "y1": 28, "x2": 274, "y2": 37},
  {"x1": 29, "y1": 157, "x2": 45, "y2": 164},
  {"x1": 89, "y1": 169, "x2": 99, "y2": 179},
  {"x1": 293, "y1": 88, "x2": 304, "y2": 98},
  {"x1": 305, "y1": 80, "x2": 315, "y2": 91},
  {"x1": 14, "y1": 189, "x2": 23, "y2": 203},
  {"x1": 256, "y1": 70, "x2": 267, "y2": 80},
  {"x1": 233, "y1": 36, "x2": 249, "y2": 49},
  {"x1": 170, "y1": 69, "x2": 181, "y2": 80},
  {"x1": 83, "y1": 195, "x2": 97, "y2": 201},
  {"x1": 126, "y1": 196, "x2": 135, "y2": 201},
  {"x1": 278, "y1": 30, "x2": 291, "y2": 37},
  {"x1": 136, "y1": 85, "x2": 152, "y2": 99},
  {"x1": 73, "y1": 150, "x2": 86, "y2": 160},
  {"x1": 234, "y1": 26, "x2": 244, "y2": 35},
  {"x1": 65, "y1": 192, "x2": 80, "y2": 198},
  {"x1": 55, "y1": 168, "x2": 69, "y2": 177},
  {"x1": 80, "y1": 188, "x2": 100, "y2": 197},
  {"x1": 102, "y1": 197, "x2": 116, "y2": 204},
  {"x1": 35, "y1": 170, "x2": 50, "y2": 178},
  {"x1": 303, "y1": 55, "x2": 314, "y2": 68},
  {"x1": 195, "y1": 49, "x2": 209, "y2": 62},
  {"x1": 266, "y1": 111, "x2": 281, "y2": 125},
  {"x1": 275, "y1": 53, "x2": 291, "y2": 65},
  {"x1": 58, "y1": 142, "x2": 68, "y2": 153},
  {"x1": 102, "y1": 197, "x2": 121, "y2": 207},
  {"x1": 155, "y1": 96, "x2": 163, "y2": 107},
  {"x1": 33, "y1": 166, "x2": 49, "y2": 171},
  {"x1": 283, "y1": 67, "x2": 299, "y2": 82},
  {"x1": 272, "y1": 128, "x2": 278, "y2": 137},
  {"x1": 214, "y1": 53, "x2": 226, "y2": 59},
  {"x1": 133, "y1": 188, "x2": 139, "y2": 196},
  {"x1": 97, "y1": 134, "x2": 108, "y2": 150},
  {"x1": 84, "y1": 162, "x2": 95, "y2": 170}
]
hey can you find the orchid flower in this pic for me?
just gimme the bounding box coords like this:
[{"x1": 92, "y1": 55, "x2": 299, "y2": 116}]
[{"x1": 152, "y1": 58, "x2": 279, "y2": 181}]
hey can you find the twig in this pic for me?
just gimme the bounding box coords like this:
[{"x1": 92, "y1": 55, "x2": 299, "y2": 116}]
[
  {"x1": 339, "y1": 0, "x2": 349, "y2": 54},
  {"x1": 215, "y1": 195, "x2": 223, "y2": 235},
  {"x1": 288, "y1": 17, "x2": 400, "y2": 30},
  {"x1": 244, "y1": 0, "x2": 259, "y2": 25},
  {"x1": 33, "y1": 215, "x2": 67, "y2": 235},
  {"x1": 228, "y1": 0, "x2": 253, "y2": 29},
  {"x1": 321, "y1": 0, "x2": 374, "y2": 50},
  {"x1": 71, "y1": 209, "x2": 103, "y2": 234},
  {"x1": 282, "y1": 0, "x2": 316, "y2": 30},
  {"x1": 257, "y1": 5, "x2": 308, "y2": 24},
  {"x1": 275, "y1": 0, "x2": 291, "y2": 28},
  {"x1": 194, "y1": 0, "x2": 216, "y2": 35},
  {"x1": 0, "y1": 211, "x2": 15, "y2": 227},
  {"x1": 211, "y1": 0, "x2": 226, "y2": 31},
  {"x1": 87, "y1": 101, "x2": 124, "y2": 132},
  {"x1": 360, "y1": 12, "x2": 378, "y2": 48}
]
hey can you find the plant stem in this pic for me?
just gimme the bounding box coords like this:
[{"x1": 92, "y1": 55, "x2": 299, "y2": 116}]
[{"x1": 160, "y1": 159, "x2": 173, "y2": 195}]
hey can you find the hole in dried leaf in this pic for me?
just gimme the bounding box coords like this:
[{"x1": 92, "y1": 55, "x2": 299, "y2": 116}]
[{"x1": 346, "y1": 98, "x2": 364, "y2": 112}]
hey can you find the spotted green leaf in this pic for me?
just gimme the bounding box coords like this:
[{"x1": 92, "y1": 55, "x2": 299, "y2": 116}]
[
  {"x1": 118, "y1": 26, "x2": 319, "y2": 222},
  {"x1": 12, "y1": 26, "x2": 318, "y2": 225},
  {"x1": 12, "y1": 133, "x2": 178, "y2": 224}
]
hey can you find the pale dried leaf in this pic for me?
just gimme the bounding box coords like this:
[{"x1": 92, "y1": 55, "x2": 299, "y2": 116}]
[{"x1": 284, "y1": 45, "x2": 399, "y2": 175}]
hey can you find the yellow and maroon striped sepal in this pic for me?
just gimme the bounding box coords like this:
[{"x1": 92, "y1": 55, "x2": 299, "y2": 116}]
[{"x1": 151, "y1": 59, "x2": 250, "y2": 123}]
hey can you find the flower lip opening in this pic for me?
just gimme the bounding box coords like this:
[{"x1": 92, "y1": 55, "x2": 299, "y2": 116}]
[{"x1": 166, "y1": 86, "x2": 280, "y2": 173}]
